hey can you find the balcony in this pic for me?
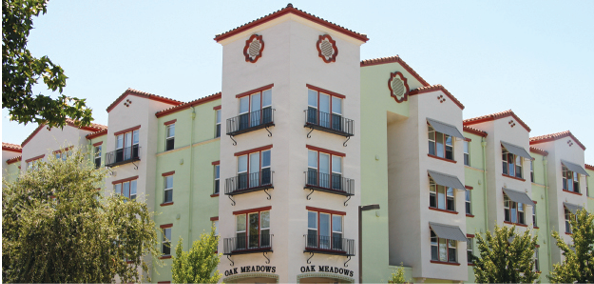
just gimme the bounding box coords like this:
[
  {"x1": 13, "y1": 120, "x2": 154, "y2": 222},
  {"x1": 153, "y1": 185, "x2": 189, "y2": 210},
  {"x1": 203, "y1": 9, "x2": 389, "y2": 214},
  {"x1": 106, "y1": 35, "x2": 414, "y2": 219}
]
[
  {"x1": 304, "y1": 108, "x2": 354, "y2": 137},
  {"x1": 226, "y1": 108, "x2": 274, "y2": 137},
  {"x1": 225, "y1": 169, "x2": 273, "y2": 196},
  {"x1": 223, "y1": 233, "x2": 273, "y2": 255},
  {"x1": 105, "y1": 146, "x2": 140, "y2": 168},
  {"x1": 304, "y1": 234, "x2": 355, "y2": 256},
  {"x1": 304, "y1": 169, "x2": 354, "y2": 196}
]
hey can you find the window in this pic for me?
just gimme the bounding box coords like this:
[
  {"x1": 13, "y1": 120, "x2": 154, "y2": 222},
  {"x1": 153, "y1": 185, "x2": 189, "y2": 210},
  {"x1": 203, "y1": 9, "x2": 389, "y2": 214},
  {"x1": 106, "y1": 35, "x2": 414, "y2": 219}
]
[
  {"x1": 237, "y1": 149, "x2": 271, "y2": 190},
  {"x1": 307, "y1": 210, "x2": 343, "y2": 251},
  {"x1": 502, "y1": 148, "x2": 522, "y2": 178},
  {"x1": 464, "y1": 140, "x2": 470, "y2": 166},
  {"x1": 236, "y1": 210, "x2": 270, "y2": 250},
  {"x1": 213, "y1": 220, "x2": 219, "y2": 236},
  {"x1": 94, "y1": 145, "x2": 102, "y2": 168},
  {"x1": 428, "y1": 125, "x2": 453, "y2": 160},
  {"x1": 430, "y1": 179, "x2": 455, "y2": 211},
  {"x1": 532, "y1": 203, "x2": 537, "y2": 227},
  {"x1": 55, "y1": 149, "x2": 71, "y2": 161},
  {"x1": 114, "y1": 179, "x2": 137, "y2": 201},
  {"x1": 564, "y1": 208, "x2": 574, "y2": 234},
  {"x1": 164, "y1": 175, "x2": 173, "y2": 203},
  {"x1": 215, "y1": 109, "x2": 221, "y2": 138},
  {"x1": 467, "y1": 237, "x2": 474, "y2": 264},
  {"x1": 431, "y1": 231, "x2": 457, "y2": 263},
  {"x1": 116, "y1": 129, "x2": 139, "y2": 162},
  {"x1": 214, "y1": 164, "x2": 220, "y2": 194},
  {"x1": 562, "y1": 165, "x2": 580, "y2": 193},
  {"x1": 307, "y1": 88, "x2": 343, "y2": 131},
  {"x1": 162, "y1": 227, "x2": 171, "y2": 255},
  {"x1": 238, "y1": 88, "x2": 272, "y2": 130},
  {"x1": 465, "y1": 189, "x2": 472, "y2": 215},
  {"x1": 165, "y1": 124, "x2": 175, "y2": 151},
  {"x1": 307, "y1": 148, "x2": 343, "y2": 190},
  {"x1": 504, "y1": 195, "x2": 525, "y2": 224},
  {"x1": 530, "y1": 160, "x2": 534, "y2": 182}
]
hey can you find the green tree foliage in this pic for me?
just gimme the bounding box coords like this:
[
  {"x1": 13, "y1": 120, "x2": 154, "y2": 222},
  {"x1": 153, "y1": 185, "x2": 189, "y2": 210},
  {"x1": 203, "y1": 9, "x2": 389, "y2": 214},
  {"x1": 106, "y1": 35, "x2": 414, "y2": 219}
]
[
  {"x1": 549, "y1": 209, "x2": 594, "y2": 283},
  {"x1": 172, "y1": 226, "x2": 222, "y2": 284},
  {"x1": 388, "y1": 264, "x2": 407, "y2": 283},
  {"x1": 2, "y1": 149, "x2": 160, "y2": 283},
  {"x1": 473, "y1": 225, "x2": 540, "y2": 283},
  {"x1": 2, "y1": 0, "x2": 92, "y2": 128}
]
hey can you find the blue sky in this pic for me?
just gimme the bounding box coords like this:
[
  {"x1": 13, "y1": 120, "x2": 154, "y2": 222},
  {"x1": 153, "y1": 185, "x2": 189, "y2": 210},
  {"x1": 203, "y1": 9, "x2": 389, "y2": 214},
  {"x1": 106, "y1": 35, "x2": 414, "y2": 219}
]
[{"x1": 3, "y1": 0, "x2": 593, "y2": 162}]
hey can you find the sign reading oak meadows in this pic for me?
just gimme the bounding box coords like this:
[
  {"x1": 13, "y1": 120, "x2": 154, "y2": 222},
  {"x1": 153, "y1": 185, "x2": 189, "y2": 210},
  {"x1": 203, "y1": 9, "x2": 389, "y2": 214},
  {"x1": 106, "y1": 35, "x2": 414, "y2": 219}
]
[
  {"x1": 224, "y1": 265, "x2": 276, "y2": 276},
  {"x1": 300, "y1": 265, "x2": 354, "y2": 277}
]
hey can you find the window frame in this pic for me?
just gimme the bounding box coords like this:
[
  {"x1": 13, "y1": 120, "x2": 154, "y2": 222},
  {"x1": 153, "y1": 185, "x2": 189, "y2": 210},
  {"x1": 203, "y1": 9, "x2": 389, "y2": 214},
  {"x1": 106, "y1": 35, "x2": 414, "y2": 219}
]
[
  {"x1": 234, "y1": 207, "x2": 271, "y2": 250},
  {"x1": 502, "y1": 148, "x2": 523, "y2": 179},
  {"x1": 114, "y1": 178, "x2": 138, "y2": 201},
  {"x1": 307, "y1": 208, "x2": 345, "y2": 251},
  {"x1": 530, "y1": 160, "x2": 534, "y2": 182},
  {"x1": 115, "y1": 129, "x2": 140, "y2": 161},
  {"x1": 465, "y1": 189, "x2": 472, "y2": 215},
  {"x1": 238, "y1": 87, "x2": 272, "y2": 129},
  {"x1": 235, "y1": 146, "x2": 272, "y2": 190},
  {"x1": 428, "y1": 124, "x2": 454, "y2": 160},
  {"x1": 467, "y1": 236, "x2": 474, "y2": 264},
  {"x1": 562, "y1": 165, "x2": 580, "y2": 193},
  {"x1": 161, "y1": 225, "x2": 172, "y2": 256},
  {"x1": 215, "y1": 108, "x2": 221, "y2": 138},
  {"x1": 532, "y1": 201, "x2": 538, "y2": 228},
  {"x1": 463, "y1": 140, "x2": 470, "y2": 166},
  {"x1": 25, "y1": 155, "x2": 44, "y2": 170},
  {"x1": 306, "y1": 146, "x2": 345, "y2": 191},
  {"x1": 564, "y1": 208, "x2": 576, "y2": 234},
  {"x1": 163, "y1": 173, "x2": 174, "y2": 204},
  {"x1": 165, "y1": 123, "x2": 175, "y2": 151},
  {"x1": 430, "y1": 230, "x2": 458, "y2": 263},
  {"x1": 429, "y1": 179, "x2": 456, "y2": 212},
  {"x1": 94, "y1": 145, "x2": 102, "y2": 168},
  {"x1": 307, "y1": 86, "x2": 344, "y2": 129},
  {"x1": 504, "y1": 194, "x2": 525, "y2": 225},
  {"x1": 213, "y1": 163, "x2": 220, "y2": 194}
]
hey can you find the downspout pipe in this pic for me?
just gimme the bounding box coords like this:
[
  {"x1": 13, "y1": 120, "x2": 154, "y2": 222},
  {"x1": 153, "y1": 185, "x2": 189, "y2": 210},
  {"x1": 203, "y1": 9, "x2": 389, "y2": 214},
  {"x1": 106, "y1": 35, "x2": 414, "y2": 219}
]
[
  {"x1": 188, "y1": 107, "x2": 196, "y2": 244},
  {"x1": 542, "y1": 157, "x2": 552, "y2": 273},
  {"x1": 482, "y1": 138, "x2": 489, "y2": 230}
]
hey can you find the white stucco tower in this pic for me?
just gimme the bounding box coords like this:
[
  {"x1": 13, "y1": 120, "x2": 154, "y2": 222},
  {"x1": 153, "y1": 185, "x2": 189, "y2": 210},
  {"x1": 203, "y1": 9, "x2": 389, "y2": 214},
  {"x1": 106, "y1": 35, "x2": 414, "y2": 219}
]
[{"x1": 215, "y1": 4, "x2": 367, "y2": 283}]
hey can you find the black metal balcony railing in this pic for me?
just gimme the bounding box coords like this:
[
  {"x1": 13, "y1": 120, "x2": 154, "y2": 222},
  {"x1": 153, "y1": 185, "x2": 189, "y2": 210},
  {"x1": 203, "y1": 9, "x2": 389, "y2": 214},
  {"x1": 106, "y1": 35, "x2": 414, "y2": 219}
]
[
  {"x1": 227, "y1": 108, "x2": 274, "y2": 136},
  {"x1": 305, "y1": 108, "x2": 354, "y2": 137},
  {"x1": 305, "y1": 234, "x2": 355, "y2": 256},
  {"x1": 105, "y1": 146, "x2": 140, "y2": 167},
  {"x1": 223, "y1": 233, "x2": 273, "y2": 255},
  {"x1": 225, "y1": 169, "x2": 273, "y2": 196},
  {"x1": 305, "y1": 169, "x2": 354, "y2": 196}
]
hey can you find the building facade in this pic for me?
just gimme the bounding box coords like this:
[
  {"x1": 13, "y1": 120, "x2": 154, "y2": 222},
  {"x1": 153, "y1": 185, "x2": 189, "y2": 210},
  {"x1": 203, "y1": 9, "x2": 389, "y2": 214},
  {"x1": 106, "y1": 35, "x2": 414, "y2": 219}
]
[{"x1": 3, "y1": 4, "x2": 593, "y2": 283}]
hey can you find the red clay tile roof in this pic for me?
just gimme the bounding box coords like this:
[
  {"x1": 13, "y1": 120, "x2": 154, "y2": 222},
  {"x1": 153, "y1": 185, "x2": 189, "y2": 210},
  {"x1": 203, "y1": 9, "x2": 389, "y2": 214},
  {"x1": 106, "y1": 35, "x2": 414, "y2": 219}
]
[
  {"x1": 214, "y1": 4, "x2": 369, "y2": 43},
  {"x1": 156, "y1": 92, "x2": 222, "y2": 118},
  {"x1": 586, "y1": 164, "x2": 594, "y2": 171},
  {"x1": 529, "y1": 146, "x2": 548, "y2": 156},
  {"x1": 6, "y1": 155, "x2": 22, "y2": 164},
  {"x1": 463, "y1": 126, "x2": 488, "y2": 137},
  {"x1": 106, "y1": 88, "x2": 184, "y2": 113},
  {"x1": 408, "y1": 84, "x2": 465, "y2": 110},
  {"x1": 22, "y1": 119, "x2": 107, "y2": 147},
  {"x1": 360, "y1": 55, "x2": 430, "y2": 87},
  {"x1": 86, "y1": 129, "x2": 108, "y2": 140},
  {"x1": 2, "y1": 142, "x2": 22, "y2": 153},
  {"x1": 529, "y1": 130, "x2": 586, "y2": 151},
  {"x1": 463, "y1": 109, "x2": 531, "y2": 132}
]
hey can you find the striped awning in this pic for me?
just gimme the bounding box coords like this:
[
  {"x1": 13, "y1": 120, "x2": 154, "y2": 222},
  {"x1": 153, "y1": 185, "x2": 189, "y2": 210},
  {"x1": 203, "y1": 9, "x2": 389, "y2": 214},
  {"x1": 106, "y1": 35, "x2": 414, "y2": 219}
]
[
  {"x1": 429, "y1": 222, "x2": 467, "y2": 242},
  {"x1": 503, "y1": 188, "x2": 535, "y2": 206},
  {"x1": 428, "y1": 170, "x2": 465, "y2": 190},
  {"x1": 501, "y1": 141, "x2": 533, "y2": 160},
  {"x1": 561, "y1": 160, "x2": 589, "y2": 176},
  {"x1": 427, "y1": 118, "x2": 465, "y2": 139}
]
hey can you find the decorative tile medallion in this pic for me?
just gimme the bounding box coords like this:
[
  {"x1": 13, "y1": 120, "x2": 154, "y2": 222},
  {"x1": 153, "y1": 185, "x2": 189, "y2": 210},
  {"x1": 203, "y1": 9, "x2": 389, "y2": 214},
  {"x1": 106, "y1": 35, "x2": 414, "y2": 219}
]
[
  {"x1": 244, "y1": 34, "x2": 264, "y2": 63},
  {"x1": 316, "y1": 34, "x2": 338, "y2": 63},
  {"x1": 388, "y1": 71, "x2": 409, "y2": 103}
]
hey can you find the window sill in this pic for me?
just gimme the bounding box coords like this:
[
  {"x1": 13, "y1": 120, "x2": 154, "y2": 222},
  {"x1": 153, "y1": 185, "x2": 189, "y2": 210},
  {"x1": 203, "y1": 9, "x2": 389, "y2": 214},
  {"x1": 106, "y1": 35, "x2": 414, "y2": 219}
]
[
  {"x1": 427, "y1": 154, "x2": 457, "y2": 164},
  {"x1": 503, "y1": 221, "x2": 528, "y2": 227},
  {"x1": 210, "y1": 193, "x2": 220, "y2": 197},
  {"x1": 467, "y1": 263, "x2": 475, "y2": 266},
  {"x1": 428, "y1": 207, "x2": 459, "y2": 215},
  {"x1": 565, "y1": 232, "x2": 572, "y2": 236},
  {"x1": 160, "y1": 202, "x2": 174, "y2": 207},
  {"x1": 430, "y1": 260, "x2": 460, "y2": 266},
  {"x1": 533, "y1": 226, "x2": 539, "y2": 229},
  {"x1": 501, "y1": 174, "x2": 526, "y2": 182},
  {"x1": 159, "y1": 255, "x2": 172, "y2": 259},
  {"x1": 562, "y1": 189, "x2": 582, "y2": 196},
  {"x1": 126, "y1": 260, "x2": 135, "y2": 264},
  {"x1": 466, "y1": 214, "x2": 474, "y2": 218}
]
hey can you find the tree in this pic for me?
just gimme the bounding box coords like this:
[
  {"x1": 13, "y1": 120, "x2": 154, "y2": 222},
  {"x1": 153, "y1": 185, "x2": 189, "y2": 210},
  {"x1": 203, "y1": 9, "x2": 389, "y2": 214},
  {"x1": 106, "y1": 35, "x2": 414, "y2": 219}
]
[
  {"x1": 548, "y1": 209, "x2": 594, "y2": 283},
  {"x1": 3, "y1": 0, "x2": 93, "y2": 128},
  {"x1": 473, "y1": 225, "x2": 540, "y2": 283},
  {"x1": 388, "y1": 264, "x2": 407, "y2": 283},
  {"x1": 2, "y1": 148, "x2": 160, "y2": 283},
  {"x1": 172, "y1": 226, "x2": 222, "y2": 284}
]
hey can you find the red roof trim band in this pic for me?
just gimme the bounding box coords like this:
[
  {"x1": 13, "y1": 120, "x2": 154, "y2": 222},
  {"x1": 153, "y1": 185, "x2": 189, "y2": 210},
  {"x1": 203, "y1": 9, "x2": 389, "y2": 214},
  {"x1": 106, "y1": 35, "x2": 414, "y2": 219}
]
[
  {"x1": 107, "y1": 88, "x2": 182, "y2": 113},
  {"x1": 408, "y1": 85, "x2": 465, "y2": 110},
  {"x1": 529, "y1": 146, "x2": 549, "y2": 156},
  {"x1": 156, "y1": 92, "x2": 222, "y2": 118},
  {"x1": 463, "y1": 125, "x2": 488, "y2": 137},
  {"x1": 464, "y1": 110, "x2": 531, "y2": 133},
  {"x1": 86, "y1": 129, "x2": 108, "y2": 140},
  {"x1": 529, "y1": 130, "x2": 586, "y2": 151},
  {"x1": 2, "y1": 142, "x2": 22, "y2": 153},
  {"x1": 586, "y1": 164, "x2": 594, "y2": 171},
  {"x1": 7, "y1": 156, "x2": 22, "y2": 164},
  {"x1": 360, "y1": 55, "x2": 430, "y2": 87},
  {"x1": 214, "y1": 4, "x2": 369, "y2": 43}
]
